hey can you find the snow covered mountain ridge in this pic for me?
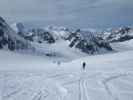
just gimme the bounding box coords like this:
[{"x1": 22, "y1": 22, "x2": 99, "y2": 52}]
[
  {"x1": 0, "y1": 16, "x2": 31, "y2": 51},
  {"x1": 1, "y1": 16, "x2": 133, "y2": 60},
  {"x1": 99, "y1": 26, "x2": 133, "y2": 42},
  {"x1": 11, "y1": 22, "x2": 113, "y2": 55}
]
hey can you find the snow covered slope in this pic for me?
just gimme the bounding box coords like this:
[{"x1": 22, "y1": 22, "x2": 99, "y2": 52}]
[
  {"x1": 0, "y1": 19, "x2": 86, "y2": 60},
  {"x1": 0, "y1": 16, "x2": 31, "y2": 51},
  {"x1": 101, "y1": 27, "x2": 133, "y2": 42},
  {"x1": 24, "y1": 27, "x2": 113, "y2": 55},
  {"x1": 66, "y1": 29, "x2": 112, "y2": 54},
  {"x1": 1, "y1": 16, "x2": 133, "y2": 100},
  {"x1": 0, "y1": 40, "x2": 133, "y2": 100}
]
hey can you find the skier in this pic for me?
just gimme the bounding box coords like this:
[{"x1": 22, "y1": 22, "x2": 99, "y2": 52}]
[{"x1": 82, "y1": 62, "x2": 86, "y2": 70}]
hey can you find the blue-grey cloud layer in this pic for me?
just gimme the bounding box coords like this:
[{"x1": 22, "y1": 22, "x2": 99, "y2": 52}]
[{"x1": 0, "y1": 0, "x2": 133, "y2": 29}]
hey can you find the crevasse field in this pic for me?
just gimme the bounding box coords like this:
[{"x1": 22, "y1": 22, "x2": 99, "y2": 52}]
[{"x1": 0, "y1": 40, "x2": 133, "y2": 100}]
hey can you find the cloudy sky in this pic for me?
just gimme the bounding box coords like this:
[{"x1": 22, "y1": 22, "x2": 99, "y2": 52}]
[{"x1": 0, "y1": 0, "x2": 133, "y2": 29}]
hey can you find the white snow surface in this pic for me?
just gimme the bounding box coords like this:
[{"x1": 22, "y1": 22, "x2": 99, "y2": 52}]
[
  {"x1": 0, "y1": 40, "x2": 133, "y2": 100},
  {"x1": 30, "y1": 39, "x2": 87, "y2": 62}
]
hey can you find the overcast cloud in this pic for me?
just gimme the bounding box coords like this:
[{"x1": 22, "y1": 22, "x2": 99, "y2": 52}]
[{"x1": 0, "y1": 0, "x2": 133, "y2": 29}]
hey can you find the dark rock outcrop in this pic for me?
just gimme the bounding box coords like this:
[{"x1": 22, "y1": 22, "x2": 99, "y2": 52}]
[
  {"x1": 0, "y1": 16, "x2": 30, "y2": 51},
  {"x1": 30, "y1": 28, "x2": 55, "y2": 43},
  {"x1": 13, "y1": 23, "x2": 56, "y2": 44},
  {"x1": 67, "y1": 29, "x2": 112, "y2": 54},
  {"x1": 102, "y1": 27, "x2": 133, "y2": 42}
]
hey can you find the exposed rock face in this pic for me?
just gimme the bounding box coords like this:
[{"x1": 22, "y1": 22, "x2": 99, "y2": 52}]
[
  {"x1": 29, "y1": 28, "x2": 55, "y2": 43},
  {"x1": 67, "y1": 29, "x2": 112, "y2": 54},
  {"x1": 102, "y1": 27, "x2": 133, "y2": 42},
  {"x1": 0, "y1": 16, "x2": 30, "y2": 51},
  {"x1": 2, "y1": 17, "x2": 114, "y2": 55},
  {"x1": 12, "y1": 23, "x2": 56, "y2": 44}
]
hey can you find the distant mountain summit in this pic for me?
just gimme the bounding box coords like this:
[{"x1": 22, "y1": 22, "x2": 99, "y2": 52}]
[
  {"x1": 101, "y1": 27, "x2": 133, "y2": 42},
  {"x1": 66, "y1": 29, "x2": 112, "y2": 54},
  {"x1": 0, "y1": 16, "x2": 30, "y2": 51},
  {"x1": 0, "y1": 16, "x2": 113, "y2": 58}
]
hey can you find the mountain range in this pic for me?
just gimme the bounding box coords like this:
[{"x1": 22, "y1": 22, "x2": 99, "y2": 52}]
[{"x1": 1, "y1": 16, "x2": 133, "y2": 61}]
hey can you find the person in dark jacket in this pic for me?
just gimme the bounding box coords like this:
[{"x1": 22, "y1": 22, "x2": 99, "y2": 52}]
[{"x1": 82, "y1": 62, "x2": 86, "y2": 70}]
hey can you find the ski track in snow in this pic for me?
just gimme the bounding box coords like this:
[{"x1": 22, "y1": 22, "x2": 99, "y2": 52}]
[
  {"x1": 1, "y1": 71, "x2": 133, "y2": 100},
  {"x1": 79, "y1": 79, "x2": 90, "y2": 100},
  {"x1": 102, "y1": 73, "x2": 133, "y2": 100}
]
